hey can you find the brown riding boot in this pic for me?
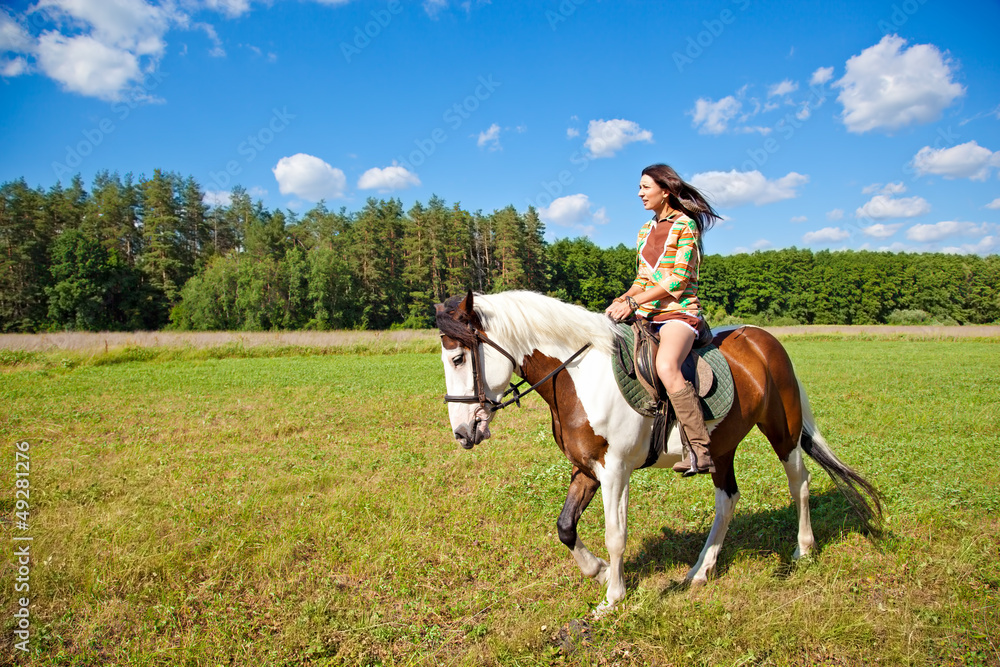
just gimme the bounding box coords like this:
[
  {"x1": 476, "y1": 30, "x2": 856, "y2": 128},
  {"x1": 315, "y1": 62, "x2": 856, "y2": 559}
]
[{"x1": 667, "y1": 382, "x2": 715, "y2": 476}]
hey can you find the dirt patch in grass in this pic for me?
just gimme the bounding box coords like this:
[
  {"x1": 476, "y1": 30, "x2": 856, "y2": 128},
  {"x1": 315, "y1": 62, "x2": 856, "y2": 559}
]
[
  {"x1": 766, "y1": 324, "x2": 1000, "y2": 338},
  {"x1": 3, "y1": 326, "x2": 996, "y2": 355}
]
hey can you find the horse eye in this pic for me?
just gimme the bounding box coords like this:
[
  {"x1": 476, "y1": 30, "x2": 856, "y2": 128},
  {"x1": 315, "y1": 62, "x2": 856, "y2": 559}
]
[{"x1": 452, "y1": 353, "x2": 465, "y2": 366}]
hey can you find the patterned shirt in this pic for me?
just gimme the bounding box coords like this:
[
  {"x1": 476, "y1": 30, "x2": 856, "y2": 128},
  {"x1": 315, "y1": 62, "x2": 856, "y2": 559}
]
[{"x1": 632, "y1": 211, "x2": 701, "y2": 319}]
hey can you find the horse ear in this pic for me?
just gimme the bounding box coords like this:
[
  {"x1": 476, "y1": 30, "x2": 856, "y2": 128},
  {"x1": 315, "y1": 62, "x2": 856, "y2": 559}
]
[
  {"x1": 456, "y1": 290, "x2": 475, "y2": 321},
  {"x1": 434, "y1": 302, "x2": 446, "y2": 316}
]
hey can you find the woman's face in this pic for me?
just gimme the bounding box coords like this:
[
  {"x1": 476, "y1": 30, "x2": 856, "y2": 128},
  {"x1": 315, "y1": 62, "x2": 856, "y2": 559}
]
[{"x1": 638, "y1": 174, "x2": 667, "y2": 212}]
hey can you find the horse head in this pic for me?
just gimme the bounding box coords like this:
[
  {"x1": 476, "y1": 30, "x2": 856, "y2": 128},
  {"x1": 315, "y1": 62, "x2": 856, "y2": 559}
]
[{"x1": 436, "y1": 291, "x2": 518, "y2": 450}]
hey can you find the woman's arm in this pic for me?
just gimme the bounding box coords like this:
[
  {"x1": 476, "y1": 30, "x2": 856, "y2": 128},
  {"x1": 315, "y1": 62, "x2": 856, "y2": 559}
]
[{"x1": 605, "y1": 283, "x2": 679, "y2": 320}]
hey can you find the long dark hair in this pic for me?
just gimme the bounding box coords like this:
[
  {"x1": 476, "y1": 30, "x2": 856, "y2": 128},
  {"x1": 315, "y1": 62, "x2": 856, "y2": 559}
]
[{"x1": 641, "y1": 163, "x2": 720, "y2": 236}]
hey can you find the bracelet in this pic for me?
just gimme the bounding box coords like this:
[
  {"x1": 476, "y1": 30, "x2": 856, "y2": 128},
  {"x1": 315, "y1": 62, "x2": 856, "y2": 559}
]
[
  {"x1": 625, "y1": 296, "x2": 640, "y2": 313},
  {"x1": 613, "y1": 296, "x2": 625, "y2": 304}
]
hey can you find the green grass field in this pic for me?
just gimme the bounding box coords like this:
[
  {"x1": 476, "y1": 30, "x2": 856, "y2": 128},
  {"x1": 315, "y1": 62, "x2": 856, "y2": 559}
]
[{"x1": 1, "y1": 336, "x2": 999, "y2": 666}]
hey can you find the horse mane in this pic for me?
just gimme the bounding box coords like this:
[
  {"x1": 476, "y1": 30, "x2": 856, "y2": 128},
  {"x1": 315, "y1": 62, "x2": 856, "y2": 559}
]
[{"x1": 439, "y1": 290, "x2": 617, "y2": 357}]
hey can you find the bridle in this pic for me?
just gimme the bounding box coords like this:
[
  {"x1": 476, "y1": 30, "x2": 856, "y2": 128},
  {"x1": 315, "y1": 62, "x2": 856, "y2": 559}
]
[{"x1": 442, "y1": 325, "x2": 591, "y2": 416}]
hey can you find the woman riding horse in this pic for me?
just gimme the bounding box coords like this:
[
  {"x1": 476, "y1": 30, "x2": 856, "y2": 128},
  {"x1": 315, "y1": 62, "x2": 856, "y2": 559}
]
[{"x1": 605, "y1": 163, "x2": 721, "y2": 476}]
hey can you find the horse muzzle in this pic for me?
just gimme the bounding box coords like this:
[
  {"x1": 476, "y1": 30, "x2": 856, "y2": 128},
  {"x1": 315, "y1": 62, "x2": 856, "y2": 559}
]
[{"x1": 454, "y1": 409, "x2": 493, "y2": 449}]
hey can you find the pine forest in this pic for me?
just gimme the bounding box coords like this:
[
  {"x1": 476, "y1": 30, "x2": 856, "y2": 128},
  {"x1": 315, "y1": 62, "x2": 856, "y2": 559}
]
[{"x1": 2, "y1": 170, "x2": 999, "y2": 333}]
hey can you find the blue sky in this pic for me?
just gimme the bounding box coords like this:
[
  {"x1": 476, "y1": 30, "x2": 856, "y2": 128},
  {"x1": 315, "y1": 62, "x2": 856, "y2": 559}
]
[{"x1": 2, "y1": 0, "x2": 999, "y2": 256}]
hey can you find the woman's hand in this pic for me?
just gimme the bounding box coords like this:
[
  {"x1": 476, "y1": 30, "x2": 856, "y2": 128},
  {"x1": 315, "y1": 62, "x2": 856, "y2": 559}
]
[{"x1": 605, "y1": 296, "x2": 636, "y2": 322}]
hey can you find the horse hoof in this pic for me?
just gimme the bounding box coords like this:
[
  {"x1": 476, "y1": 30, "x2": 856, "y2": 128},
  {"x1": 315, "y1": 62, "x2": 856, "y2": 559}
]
[
  {"x1": 591, "y1": 602, "x2": 614, "y2": 619},
  {"x1": 792, "y1": 546, "x2": 815, "y2": 561}
]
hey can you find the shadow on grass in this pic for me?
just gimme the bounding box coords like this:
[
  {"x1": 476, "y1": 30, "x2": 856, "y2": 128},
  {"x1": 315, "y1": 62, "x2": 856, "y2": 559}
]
[{"x1": 624, "y1": 488, "x2": 889, "y2": 590}]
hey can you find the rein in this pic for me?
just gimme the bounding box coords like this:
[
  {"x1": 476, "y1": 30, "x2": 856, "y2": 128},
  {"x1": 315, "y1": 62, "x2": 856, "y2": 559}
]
[{"x1": 442, "y1": 327, "x2": 591, "y2": 415}]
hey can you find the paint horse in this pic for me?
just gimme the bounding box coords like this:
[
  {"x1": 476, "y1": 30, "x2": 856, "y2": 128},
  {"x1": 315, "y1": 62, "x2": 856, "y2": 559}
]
[{"x1": 436, "y1": 290, "x2": 882, "y2": 616}]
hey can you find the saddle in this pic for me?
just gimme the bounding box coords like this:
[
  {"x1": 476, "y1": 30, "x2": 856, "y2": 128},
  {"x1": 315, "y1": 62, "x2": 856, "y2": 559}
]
[
  {"x1": 616, "y1": 316, "x2": 715, "y2": 417},
  {"x1": 612, "y1": 319, "x2": 737, "y2": 469}
]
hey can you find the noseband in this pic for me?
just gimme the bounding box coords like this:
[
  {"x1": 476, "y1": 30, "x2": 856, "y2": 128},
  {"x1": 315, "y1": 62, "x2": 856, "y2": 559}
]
[{"x1": 442, "y1": 325, "x2": 591, "y2": 415}]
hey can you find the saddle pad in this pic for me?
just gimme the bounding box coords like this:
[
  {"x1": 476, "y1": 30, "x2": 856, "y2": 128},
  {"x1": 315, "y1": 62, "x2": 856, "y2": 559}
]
[
  {"x1": 696, "y1": 344, "x2": 734, "y2": 421},
  {"x1": 611, "y1": 323, "x2": 658, "y2": 416},
  {"x1": 612, "y1": 323, "x2": 735, "y2": 421}
]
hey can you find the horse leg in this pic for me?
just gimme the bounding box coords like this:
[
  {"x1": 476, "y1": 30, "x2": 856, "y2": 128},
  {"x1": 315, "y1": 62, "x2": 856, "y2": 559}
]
[
  {"x1": 686, "y1": 448, "x2": 740, "y2": 585},
  {"x1": 594, "y1": 459, "x2": 631, "y2": 616},
  {"x1": 557, "y1": 466, "x2": 607, "y2": 581},
  {"x1": 781, "y1": 443, "x2": 816, "y2": 559},
  {"x1": 754, "y1": 370, "x2": 816, "y2": 561}
]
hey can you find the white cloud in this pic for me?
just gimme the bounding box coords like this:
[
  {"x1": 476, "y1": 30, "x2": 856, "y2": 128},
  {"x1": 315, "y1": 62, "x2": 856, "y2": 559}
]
[
  {"x1": 0, "y1": 10, "x2": 33, "y2": 54},
  {"x1": 862, "y1": 181, "x2": 907, "y2": 195},
  {"x1": 538, "y1": 194, "x2": 608, "y2": 236},
  {"x1": 423, "y1": 0, "x2": 448, "y2": 15},
  {"x1": 810, "y1": 66, "x2": 834, "y2": 86},
  {"x1": 985, "y1": 198, "x2": 1000, "y2": 210},
  {"x1": 194, "y1": 22, "x2": 225, "y2": 57},
  {"x1": 942, "y1": 236, "x2": 996, "y2": 255},
  {"x1": 826, "y1": 208, "x2": 844, "y2": 221},
  {"x1": 272, "y1": 154, "x2": 347, "y2": 202},
  {"x1": 202, "y1": 0, "x2": 252, "y2": 18},
  {"x1": 768, "y1": 79, "x2": 798, "y2": 97},
  {"x1": 790, "y1": 216, "x2": 807, "y2": 223},
  {"x1": 863, "y1": 241, "x2": 916, "y2": 253},
  {"x1": 803, "y1": 227, "x2": 850, "y2": 243},
  {"x1": 36, "y1": 32, "x2": 143, "y2": 100},
  {"x1": 584, "y1": 119, "x2": 653, "y2": 158},
  {"x1": 690, "y1": 95, "x2": 741, "y2": 134},
  {"x1": 35, "y1": 0, "x2": 172, "y2": 56},
  {"x1": 861, "y1": 223, "x2": 903, "y2": 238},
  {"x1": 906, "y1": 220, "x2": 991, "y2": 243},
  {"x1": 4, "y1": 0, "x2": 185, "y2": 100},
  {"x1": 856, "y1": 195, "x2": 931, "y2": 220},
  {"x1": 566, "y1": 127, "x2": 579, "y2": 139},
  {"x1": 476, "y1": 123, "x2": 501, "y2": 151},
  {"x1": 912, "y1": 141, "x2": 1000, "y2": 181},
  {"x1": 357, "y1": 163, "x2": 421, "y2": 192},
  {"x1": 1, "y1": 56, "x2": 28, "y2": 76},
  {"x1": 833, "y1": 34, "x2": 965, "y2": 133},
  {"x1": 202, "y1": 188, "x2": 263, "y2": 208},
  {"x1": 203, "y1": 189, "x2": 231, "y2": 207},
  {"x1": 751, "y1": 239, "x2": 773, "y2": 250},
  {"x1": 689, "y1": 170, "x2": 809, "y2": 207}
]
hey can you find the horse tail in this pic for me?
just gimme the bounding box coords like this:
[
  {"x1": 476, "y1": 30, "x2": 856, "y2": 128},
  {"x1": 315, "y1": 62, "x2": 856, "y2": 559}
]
[{"x1": 796, "y1": 377, "x2": 884, "y2": 536}]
